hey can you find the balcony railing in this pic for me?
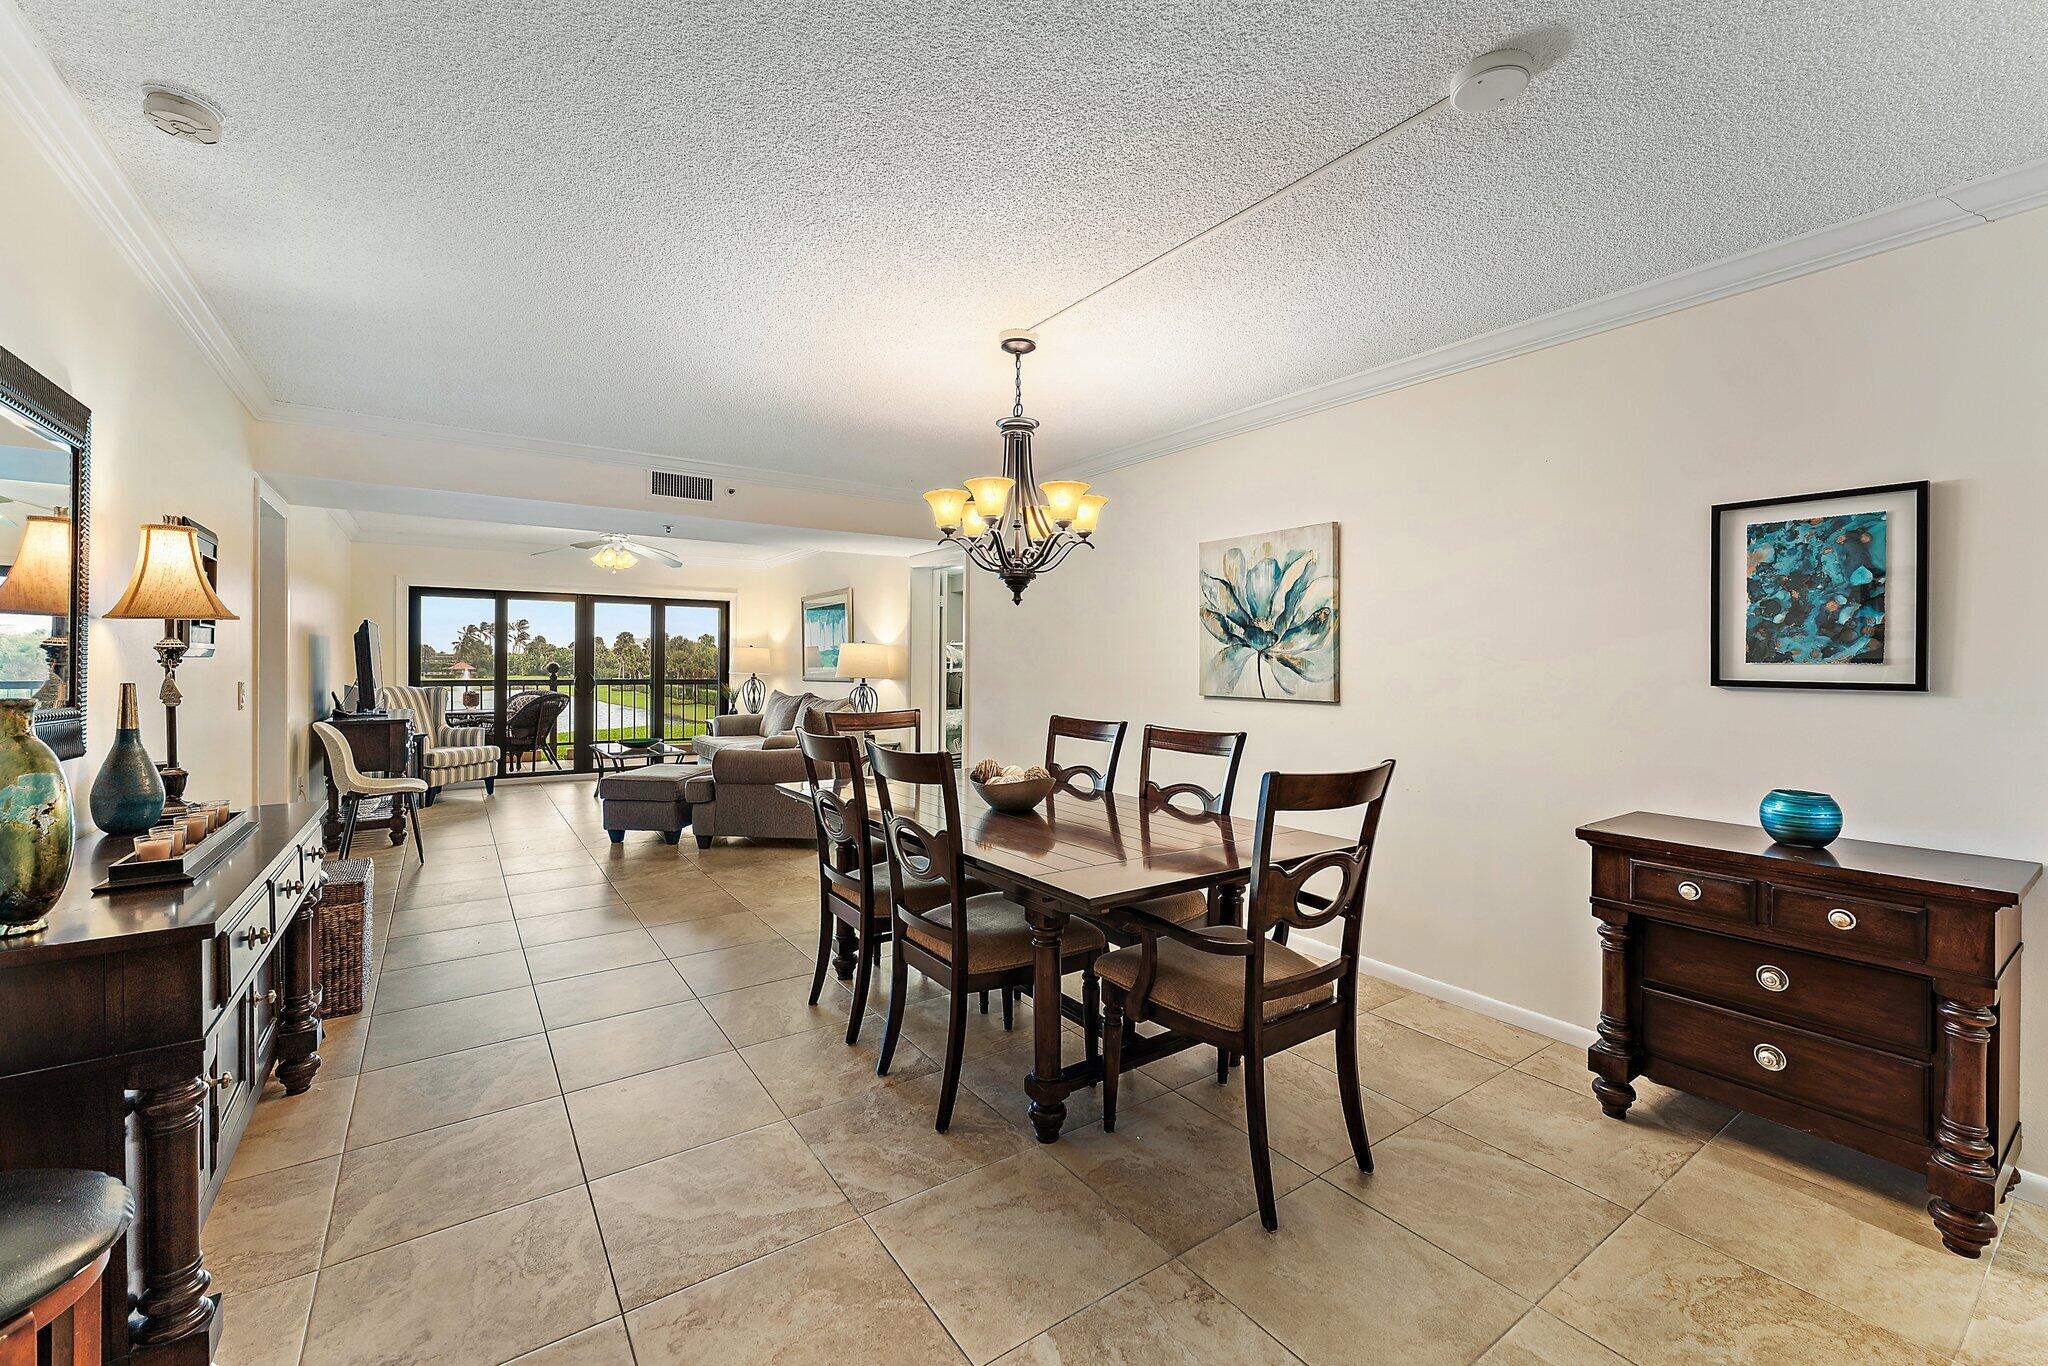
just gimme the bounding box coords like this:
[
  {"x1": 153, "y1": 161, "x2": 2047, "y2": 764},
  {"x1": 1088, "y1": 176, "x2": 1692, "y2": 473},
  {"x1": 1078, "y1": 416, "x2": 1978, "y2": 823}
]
[{"x1": 412, "y1": 674, "x2": 725, "y2": 768}]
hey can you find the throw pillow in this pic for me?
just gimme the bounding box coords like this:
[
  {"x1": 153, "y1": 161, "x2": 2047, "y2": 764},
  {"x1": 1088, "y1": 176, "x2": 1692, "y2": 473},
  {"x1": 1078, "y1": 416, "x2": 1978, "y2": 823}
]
[{"x1": 760, "y1": 690, "x2": 804, "y2": 736}]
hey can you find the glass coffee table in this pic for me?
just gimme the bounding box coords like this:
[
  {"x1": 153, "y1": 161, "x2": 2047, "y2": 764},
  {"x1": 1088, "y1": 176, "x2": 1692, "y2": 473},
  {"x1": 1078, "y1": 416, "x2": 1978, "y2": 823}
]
[{"x1": 591, "y1": 741, "x2": 690, "y2": 795}]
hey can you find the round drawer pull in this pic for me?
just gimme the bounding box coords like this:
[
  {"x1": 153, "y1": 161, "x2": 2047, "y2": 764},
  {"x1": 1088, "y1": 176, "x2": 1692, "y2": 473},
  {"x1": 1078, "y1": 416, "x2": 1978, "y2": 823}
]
[
  {"x1": 1677, "y1": 880, "x2": 1703, "y2": 902},
  {"x1": 1752, "y1": 1044, "x2": 1787, "y2": 1073},
  {"x1": 263, "y1": 989, "x2": 280, "y2": 1006},
  {"x1": 1827, "y1": 908, "x2": 1857, "y2": 930},
  {"x1": 1755, "y1": 965, "x2": 1790, "y2": 993},
  {"x1": 209, "y1": 1071, "x2": 236, "y2": 1090}
]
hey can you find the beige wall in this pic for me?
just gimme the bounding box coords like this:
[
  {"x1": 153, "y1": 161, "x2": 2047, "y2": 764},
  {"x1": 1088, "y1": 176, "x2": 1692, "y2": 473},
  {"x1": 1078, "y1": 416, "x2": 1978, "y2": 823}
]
[
  {"x1": 0, "y1": 99, "x2": 351, "y2": 813},
  {"x1": 970, "y1": 206, "x2": 2048, "y2": 1156},
  {"x1": 759, "y1": 552, "x2": 919, "y2": 714},
  {"x1": 283, "y1": 504, "x2": 354, "y2": 798}
]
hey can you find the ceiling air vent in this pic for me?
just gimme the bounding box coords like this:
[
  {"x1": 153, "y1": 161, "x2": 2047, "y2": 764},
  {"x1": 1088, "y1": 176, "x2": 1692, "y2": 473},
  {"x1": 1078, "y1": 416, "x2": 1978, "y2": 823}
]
[{"x1": 651, "y1": 471, "x2": 715, "y2": 502}]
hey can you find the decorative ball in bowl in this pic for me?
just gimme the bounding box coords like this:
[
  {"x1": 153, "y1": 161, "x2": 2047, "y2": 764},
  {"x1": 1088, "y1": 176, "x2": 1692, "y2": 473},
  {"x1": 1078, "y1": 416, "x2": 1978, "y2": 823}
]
[
  {"x1": 1758, "y1": 789, "x2": 1843, "y2": 848},
  {"x1": 969, "y1": 758, "x2": 1055, "y2": 814}
]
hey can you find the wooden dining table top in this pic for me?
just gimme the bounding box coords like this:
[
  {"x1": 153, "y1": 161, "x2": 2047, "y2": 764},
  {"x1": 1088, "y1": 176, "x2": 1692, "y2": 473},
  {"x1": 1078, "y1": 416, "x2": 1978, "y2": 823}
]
[{"x1": 775, "y1": 777, "x2": 1350, "y2": 912}]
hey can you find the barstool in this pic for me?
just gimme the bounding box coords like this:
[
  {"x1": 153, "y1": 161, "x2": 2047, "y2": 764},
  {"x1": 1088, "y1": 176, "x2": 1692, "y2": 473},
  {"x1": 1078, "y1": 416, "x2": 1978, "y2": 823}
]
[{"x1": 0, "y1": 1169, "x2": 133, "y2": 1366}]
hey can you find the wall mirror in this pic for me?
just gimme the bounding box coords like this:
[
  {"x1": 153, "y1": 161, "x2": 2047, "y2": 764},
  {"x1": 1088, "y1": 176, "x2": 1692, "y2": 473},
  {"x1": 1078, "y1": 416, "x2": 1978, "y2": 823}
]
[{"x1": 0, "y1": 346, "x2": 90, "y2": 759}]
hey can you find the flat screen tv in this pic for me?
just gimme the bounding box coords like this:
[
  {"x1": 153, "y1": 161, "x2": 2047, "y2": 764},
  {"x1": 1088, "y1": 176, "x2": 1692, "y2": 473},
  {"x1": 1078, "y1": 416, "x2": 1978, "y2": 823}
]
[{"x1": 353, "y1": 620, "x2": 383, "y2": 709}]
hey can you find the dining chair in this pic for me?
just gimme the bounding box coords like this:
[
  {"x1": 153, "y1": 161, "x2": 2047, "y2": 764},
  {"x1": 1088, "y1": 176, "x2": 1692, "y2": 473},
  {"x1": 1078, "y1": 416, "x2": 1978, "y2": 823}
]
[
  {"x1": 1095, "y1": 760, "x2": 1396, "y2": 1230},
  {"x1": 868, "y1": 741, "x2": 1109, "y2": 1131},
  {"x1": 314, "y1": 719, "x2": 429, "y2": 862},
  {"x1": 1125, "y1": 724, "x2": 1249, "y2": 929},
  {"x1": 796, "y1": 728, "x2": 890, "y2": 1044},
  {"x1": 1044, "y1": 715, "x2": 1128, "y2": 795},
  {"x1": 823, "y1": 706, "x2": 922, "y2": 748}
]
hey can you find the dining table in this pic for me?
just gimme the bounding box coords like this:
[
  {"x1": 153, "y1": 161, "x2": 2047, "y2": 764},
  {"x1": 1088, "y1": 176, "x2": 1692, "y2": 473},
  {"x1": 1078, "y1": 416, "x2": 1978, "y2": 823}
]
[{"x1": 777, "y1": 776, "x2": 1352, "y2": 1142}]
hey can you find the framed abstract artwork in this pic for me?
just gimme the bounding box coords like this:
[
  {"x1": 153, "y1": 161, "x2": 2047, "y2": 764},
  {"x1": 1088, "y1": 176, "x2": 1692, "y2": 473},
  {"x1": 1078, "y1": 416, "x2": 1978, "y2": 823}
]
[
  {"x1": 801, "y1": 587, "x2": 852, "y2": 682},
  {"x1": 1199, "y1": 522, "x2": 1338, "y2": 703},
  {"x1": 1711, "y1": 481, "x2": 1928, "y2": 690}
]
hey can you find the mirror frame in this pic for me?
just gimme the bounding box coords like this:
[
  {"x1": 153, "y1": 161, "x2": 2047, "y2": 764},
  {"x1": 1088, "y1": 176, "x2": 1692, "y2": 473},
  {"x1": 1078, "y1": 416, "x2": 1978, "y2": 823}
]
[{"x1": 0, "y1": 345, "x2": 89, "y2": 759}]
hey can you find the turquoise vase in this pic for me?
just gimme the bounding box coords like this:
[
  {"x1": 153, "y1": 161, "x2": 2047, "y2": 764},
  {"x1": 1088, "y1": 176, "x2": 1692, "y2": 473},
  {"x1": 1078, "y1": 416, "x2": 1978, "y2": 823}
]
[
  {"x1": 1759, "y1": 789, "x2": 1843, "y2": 848},
  {"x1": 0, "y1": 698, "x2": 74, "y2": 936},
  {"x1": 90, "y1": 683, "x2": 166, "y2": 835}
]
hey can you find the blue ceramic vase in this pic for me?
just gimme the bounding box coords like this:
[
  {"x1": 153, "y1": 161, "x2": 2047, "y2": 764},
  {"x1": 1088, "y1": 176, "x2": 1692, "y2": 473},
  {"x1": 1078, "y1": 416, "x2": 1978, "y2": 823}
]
[
  {"x1": 89, "y1": 683, "x2": 165, "y2": 835},
  {"x1": 1759, "y1": 789, "x2": 1843, "y2": 848}
]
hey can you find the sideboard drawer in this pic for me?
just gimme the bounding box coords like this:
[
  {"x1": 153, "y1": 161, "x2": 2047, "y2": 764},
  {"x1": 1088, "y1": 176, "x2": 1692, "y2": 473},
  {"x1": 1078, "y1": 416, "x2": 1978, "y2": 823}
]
[
  {"x1": 1629, "y1": 860, "x2": 1755, "y2": 923},
  {"x1": 1642, "y1": 988, "x2": 1929, "y2": 1139},
  {"x1": 1769, "y1": 885, "x2": 1927, "y2": 964},
  {"x1": 219, "y1": 898, "x2": 274, "y2": 1003},
  {"x1": 1641, "y1": 922, "x2": 1930, "y2": 1054}
]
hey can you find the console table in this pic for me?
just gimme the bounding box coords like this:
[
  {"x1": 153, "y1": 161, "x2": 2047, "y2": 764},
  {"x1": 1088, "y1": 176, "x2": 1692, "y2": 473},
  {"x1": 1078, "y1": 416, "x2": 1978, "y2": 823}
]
[
  {"x1": 1579, "y1": 812, "x2": 2037, "y2": 1257},
  {"x1": 0, "y1": 803, "x2": 328, "y2": 1366},
  {"x1": 317, "y1": 714, "x2": 418, "y2": 851}
]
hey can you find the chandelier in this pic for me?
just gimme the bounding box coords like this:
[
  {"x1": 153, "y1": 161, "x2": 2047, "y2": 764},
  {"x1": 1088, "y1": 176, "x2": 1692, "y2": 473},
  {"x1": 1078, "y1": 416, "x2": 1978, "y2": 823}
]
[{"x1": 923, "y1": 333, "x2": 1105, "y2": 603}]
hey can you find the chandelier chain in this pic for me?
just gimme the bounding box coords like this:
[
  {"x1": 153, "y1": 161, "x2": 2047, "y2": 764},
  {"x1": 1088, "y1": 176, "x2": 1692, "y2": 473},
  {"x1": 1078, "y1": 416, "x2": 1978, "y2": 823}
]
[{"x1": 1012, "y1": 352, "x2": 1025, "y2": 418}]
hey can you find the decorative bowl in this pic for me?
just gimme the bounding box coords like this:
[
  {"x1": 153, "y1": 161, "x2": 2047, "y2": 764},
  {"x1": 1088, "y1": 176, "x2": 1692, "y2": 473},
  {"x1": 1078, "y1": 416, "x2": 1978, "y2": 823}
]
[
  {"x1": 617, "y1": 737, "x2": 660, "y2": 750},
  {"x1": 971, "y1": 775, "x2": 1055, "y2": 814},
  {"x1": 1759, "y1": 789, "x2": 1843, "y2": 848}
]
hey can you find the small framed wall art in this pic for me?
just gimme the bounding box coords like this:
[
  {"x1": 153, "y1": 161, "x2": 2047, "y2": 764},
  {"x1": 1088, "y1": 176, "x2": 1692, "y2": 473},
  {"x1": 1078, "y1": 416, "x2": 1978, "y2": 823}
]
[
  {"x1": 1199, "y1": 522, "x2": 1339, "y2": 703},
  {"x1": 1711, "y1": 481, "x2": 1928, "y2": 691},
  {"x1": 801, "y1": 587, "x2": 852, "y2": 682}
]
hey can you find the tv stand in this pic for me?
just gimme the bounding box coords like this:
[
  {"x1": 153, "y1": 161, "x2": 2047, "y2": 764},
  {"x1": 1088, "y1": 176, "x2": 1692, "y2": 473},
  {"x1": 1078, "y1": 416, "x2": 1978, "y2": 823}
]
[{"x1": 317, "y1": 714, "x2": 419, "y2": 851}]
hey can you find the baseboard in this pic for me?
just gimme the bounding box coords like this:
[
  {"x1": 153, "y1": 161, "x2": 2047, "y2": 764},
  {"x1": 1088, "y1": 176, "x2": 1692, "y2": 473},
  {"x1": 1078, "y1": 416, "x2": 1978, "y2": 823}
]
[
  {"x1": 1291, "y1": 934, "x2": 1597, "y2": 1049},
  {"x1": 2014, "y1": 1167, "x2": 2048, "y2": 1209}
]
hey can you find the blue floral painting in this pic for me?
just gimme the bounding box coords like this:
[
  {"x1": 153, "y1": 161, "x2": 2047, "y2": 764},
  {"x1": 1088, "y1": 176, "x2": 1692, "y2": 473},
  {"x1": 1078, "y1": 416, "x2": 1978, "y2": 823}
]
[
  {"x1": 1744, "y1": 512, "x2": 1887, "y2": 664},
  {"x1": 1200, "y1": 523, "x2": 1338, "y2": 702}
]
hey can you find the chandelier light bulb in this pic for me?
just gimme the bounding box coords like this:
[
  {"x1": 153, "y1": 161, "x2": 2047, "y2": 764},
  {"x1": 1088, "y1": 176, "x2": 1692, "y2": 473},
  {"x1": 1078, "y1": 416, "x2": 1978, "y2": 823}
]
[
  {"x1": 960, "y1": 502, "x2": 988, "y2": 538},
  {"x1": 964, "y1": 476, "x2": 1014, "y2": 519},
  {"x1": 923, "y1": 487, "x2": 968, "y2": 532},
  {"x1": 1071, "y1": 493, "x2": 1108, "y2": 535},
  {"x1": 1039, "y1": 481, "x2": 1091, "y2": 526}
]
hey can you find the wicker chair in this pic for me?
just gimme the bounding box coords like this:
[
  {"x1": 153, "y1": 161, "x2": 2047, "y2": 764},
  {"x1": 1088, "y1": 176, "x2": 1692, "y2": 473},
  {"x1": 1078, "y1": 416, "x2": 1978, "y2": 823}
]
[{"x1": 500, "y1": 690, "x2": 570, "y2": 771}]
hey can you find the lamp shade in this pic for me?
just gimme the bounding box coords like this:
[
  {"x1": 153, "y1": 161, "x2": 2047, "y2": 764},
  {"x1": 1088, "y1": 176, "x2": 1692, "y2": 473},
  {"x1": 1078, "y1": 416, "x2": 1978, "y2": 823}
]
[
  {"x1": 834, "y1": 641, "x2": 892, "y2": 681},
  {"x1": 730, "y1": 644, "x2": 772, "y2": 674},
  {"x1": 0, "y1": 515, "x2": 73, "y2": 615},
  {"x1": 106, "y1": 522, "x2": 238, "y2": 621}
]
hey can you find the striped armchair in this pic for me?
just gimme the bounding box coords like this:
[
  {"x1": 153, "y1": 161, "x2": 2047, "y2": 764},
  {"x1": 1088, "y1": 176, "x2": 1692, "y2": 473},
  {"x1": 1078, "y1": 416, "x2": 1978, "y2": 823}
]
[{"x1": 380, "y1": 684, "x2": 501, "y2": 798}]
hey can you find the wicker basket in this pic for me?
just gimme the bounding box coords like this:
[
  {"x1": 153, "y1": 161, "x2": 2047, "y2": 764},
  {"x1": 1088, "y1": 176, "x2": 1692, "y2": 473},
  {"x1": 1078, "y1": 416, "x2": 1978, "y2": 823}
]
[{"x1": 317, "y1": 858, "x2": 374, "y2": 1019}]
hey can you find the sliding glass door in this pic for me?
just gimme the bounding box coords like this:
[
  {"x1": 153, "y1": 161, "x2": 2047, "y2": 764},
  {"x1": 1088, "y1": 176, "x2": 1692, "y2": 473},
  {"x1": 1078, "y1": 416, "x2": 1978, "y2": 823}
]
[{"x1": 410, "y1": 587, "x2": 728, "y2": 777}]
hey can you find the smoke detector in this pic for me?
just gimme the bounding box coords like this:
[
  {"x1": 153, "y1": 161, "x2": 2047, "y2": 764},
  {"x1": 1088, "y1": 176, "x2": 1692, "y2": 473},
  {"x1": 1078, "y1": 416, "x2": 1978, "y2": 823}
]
[
  {"x1": 142, "y1": 87, "x2": 223, "y2": 144},
  {"x1": 1448, "y1": 50, "x2": 1534, "y2": 113}
]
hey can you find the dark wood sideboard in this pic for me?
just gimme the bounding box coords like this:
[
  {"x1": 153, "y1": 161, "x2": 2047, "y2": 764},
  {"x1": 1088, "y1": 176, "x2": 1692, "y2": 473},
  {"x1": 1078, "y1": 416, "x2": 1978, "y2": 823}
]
[
  {"x1": 0, "y1": 803, "x2": 328, "y2": 1366},
  {"x1": 1579, "y1": 812, "x2": 2038, "y2": 1257}
]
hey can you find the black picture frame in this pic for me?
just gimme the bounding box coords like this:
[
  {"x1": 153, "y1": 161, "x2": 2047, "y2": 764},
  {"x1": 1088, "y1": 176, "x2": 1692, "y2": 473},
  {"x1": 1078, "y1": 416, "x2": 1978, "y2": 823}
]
[
  {"x1": 1710, "y1": 480, "x2": 1929, "y2": 692},
  {"x1": 0, "y1": 345, "x2": 90, "y2": 758}
]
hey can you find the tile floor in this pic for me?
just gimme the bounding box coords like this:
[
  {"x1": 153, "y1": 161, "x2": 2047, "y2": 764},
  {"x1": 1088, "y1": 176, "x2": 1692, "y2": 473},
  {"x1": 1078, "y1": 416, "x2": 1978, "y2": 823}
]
[{"x1": 210, "y1": 780, "x2": 2048, "y2": 1365}]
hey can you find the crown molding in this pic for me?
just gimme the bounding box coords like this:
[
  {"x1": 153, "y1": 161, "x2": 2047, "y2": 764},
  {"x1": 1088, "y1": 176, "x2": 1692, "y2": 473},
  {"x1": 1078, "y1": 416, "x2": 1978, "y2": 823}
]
[
  {"x1": 261, "y1": 399, "x2": 926, "y2": 503},
  {"x1": 1059, "y1": 157, "x2": 2048, "y2": 481},
  {"x1": 0, "y1": 0, "x2": 271, "y2": 414}
]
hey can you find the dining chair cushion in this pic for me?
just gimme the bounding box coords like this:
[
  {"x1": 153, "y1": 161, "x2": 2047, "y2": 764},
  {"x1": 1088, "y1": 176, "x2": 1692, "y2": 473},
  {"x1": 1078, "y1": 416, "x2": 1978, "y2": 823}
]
[
  {"x1": 1126, "y1": 889, "x2": 1211, "y2": 926},
  {"x1": 901, "y1": 893, "x2": 1105, "y2": 973},
  {"x1": 1094, "y1": 932, "x2": 1332, "y2": 1029}
]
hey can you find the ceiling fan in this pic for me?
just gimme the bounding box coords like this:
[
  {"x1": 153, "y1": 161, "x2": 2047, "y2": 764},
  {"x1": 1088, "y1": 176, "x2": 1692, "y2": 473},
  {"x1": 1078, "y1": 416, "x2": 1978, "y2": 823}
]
[{"x1": 529, "y1": 532, "x2": 682, "y2": 572}]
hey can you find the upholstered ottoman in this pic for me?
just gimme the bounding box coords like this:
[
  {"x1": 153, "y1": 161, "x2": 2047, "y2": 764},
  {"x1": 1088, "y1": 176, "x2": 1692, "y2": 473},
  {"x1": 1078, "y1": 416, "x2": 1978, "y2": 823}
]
[{"x1": 597, "y1": 762, "x2": 704, "y2": 844}]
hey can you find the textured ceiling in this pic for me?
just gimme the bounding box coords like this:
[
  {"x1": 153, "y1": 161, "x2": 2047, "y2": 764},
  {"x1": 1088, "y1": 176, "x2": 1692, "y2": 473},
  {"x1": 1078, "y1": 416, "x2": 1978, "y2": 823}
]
[{"x1": 19, "y1": 2, "x2": 2048, "y2": 494}]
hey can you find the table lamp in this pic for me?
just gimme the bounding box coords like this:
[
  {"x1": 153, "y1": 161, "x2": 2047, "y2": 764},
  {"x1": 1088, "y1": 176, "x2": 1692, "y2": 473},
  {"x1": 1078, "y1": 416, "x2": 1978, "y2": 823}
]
[
  {"x1": 105, "y1": 520, "x2": 238, "y2": 811},
  {"x1": 0, "y1": 511, "x2": 73, "y2": 705},
  {"x1": 834, "y1": 641, "x2": 892, "y2": 713},
  {"x1": 729, "y1": 644, "x2": 772, "y2": 714}
]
